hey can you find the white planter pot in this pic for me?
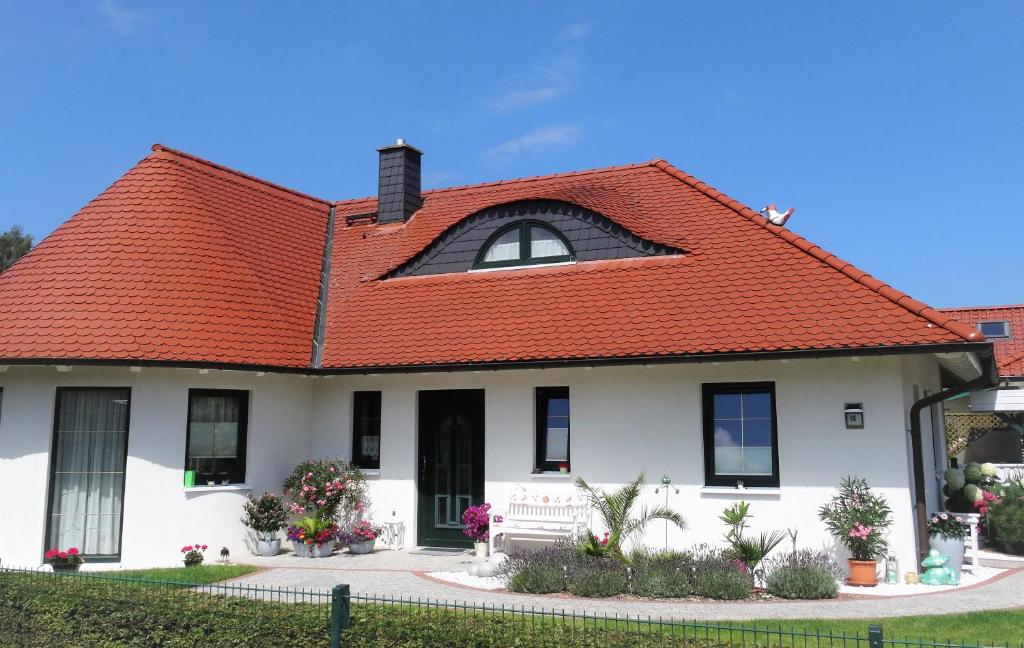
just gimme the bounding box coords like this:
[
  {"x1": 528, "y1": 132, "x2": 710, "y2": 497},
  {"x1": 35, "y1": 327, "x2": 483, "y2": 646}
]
[
  {"x1": 257, "y1": 538, "x2": 281, "y2": 557},
  {"x1": 929, "y1": 535, "x2": 965, "y2": 575},
  {"x1": 291, "y1": 540, "x2": 310, "y2": 558},
  {"x1": 309, "y1": 540, "x2": 335, "y2": 558},
  {"x1": 348, "y1": 539, "x2": 375, "y2": 555},
  {"x1": 474, "y1": 542, "x2": 489, "y2": 559}
]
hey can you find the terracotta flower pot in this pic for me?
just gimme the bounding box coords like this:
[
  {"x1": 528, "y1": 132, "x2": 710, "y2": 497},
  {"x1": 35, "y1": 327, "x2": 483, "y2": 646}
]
[{"x1": 847, "y1": 559, "x2": 878, "y2": 586}]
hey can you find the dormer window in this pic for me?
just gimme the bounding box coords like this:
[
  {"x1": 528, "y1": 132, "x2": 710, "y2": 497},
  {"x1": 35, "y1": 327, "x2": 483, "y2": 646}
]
[
  {"x1": 978, "y1": 321, "x2": 1011, "y2": 339},
  {"x1": 473, "y1": 221, "x2": 574, "y2": 269}
]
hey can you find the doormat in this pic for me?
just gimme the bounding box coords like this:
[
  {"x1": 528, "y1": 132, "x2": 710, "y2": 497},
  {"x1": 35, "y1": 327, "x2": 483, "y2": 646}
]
[{"x1": 411, "y1": 547, "x2": 470, "y2": 556}]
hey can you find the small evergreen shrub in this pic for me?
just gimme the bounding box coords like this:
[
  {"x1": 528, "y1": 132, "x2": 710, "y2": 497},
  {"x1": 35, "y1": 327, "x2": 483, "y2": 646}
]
[
  {"x1": 630, "y1": 548, "x2": 693, "y2": 598},
  {"x1": 500, "y1": 542, "x2": 574, "y2": 593},
  {"x1": 567, "y1": 559, "x2": 628, "y2": 598},
  {"x1": 988, "y1": 490, "x2": 1024, "y2": 556},
  {"x1": 508, "y1": 565, "x2": 565, "y2": 594},
  {"x1": 763, "y1": 549, "x2": 841, "y2": 600},
  {"x1": 690, "y1": 546, "x2": 750, "y2": 600}
]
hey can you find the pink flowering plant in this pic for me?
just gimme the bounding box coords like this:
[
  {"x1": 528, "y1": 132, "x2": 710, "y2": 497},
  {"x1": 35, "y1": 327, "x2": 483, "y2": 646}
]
[
  {"x1": 928, "y1": 512, "x2": 968, "y2": 539},
  {"x1": 818, "y1": 476, "x2": 892, "y2": 561},
  {"x1": 348, "y1": 520, "x2": 379, "y2": 542},
  {"x1": 461, "y1": 503, "x2": 491, "y2": 543},
  {"x1": 283, "y1": 458, "x2": 368, "y2": 522},
  {"x1": 181, "y1": 544, "x2": 208, "y2": 567},
  {"x1": 44, "y1": 547, "x2": 83, "y2": 569}
]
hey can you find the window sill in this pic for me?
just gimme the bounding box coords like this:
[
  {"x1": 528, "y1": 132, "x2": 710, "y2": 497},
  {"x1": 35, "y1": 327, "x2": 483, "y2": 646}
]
[
  {"x1": 361, "y1": 469, "x2": 381, "y2": 478},
  {"x1": 699, "y1": 486, "x2": 780, "y2": 497},
  {"x1": 530, "y1": 472, "x2": 573, "y2": 480},
  {"x1": 184, "y1": 483, "x2": 252, "y2": 494}
]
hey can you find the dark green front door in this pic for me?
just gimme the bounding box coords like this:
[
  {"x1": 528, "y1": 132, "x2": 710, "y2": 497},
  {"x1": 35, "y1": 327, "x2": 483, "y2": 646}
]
[{"x1": 417, "y1": 390, "x2": 485, "y2": 548}]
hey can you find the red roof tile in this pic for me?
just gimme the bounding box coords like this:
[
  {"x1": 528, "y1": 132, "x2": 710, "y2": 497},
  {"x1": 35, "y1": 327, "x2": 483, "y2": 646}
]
[
  {"x1": 938, "y1": 305, "x2": 1024, "y2": 378},
  {"x1": 0, "y1": 145, "x2": 985, "y2": 370},
  {"x1": 0, "y1": 146, "x2": 330, "y2": 367}
]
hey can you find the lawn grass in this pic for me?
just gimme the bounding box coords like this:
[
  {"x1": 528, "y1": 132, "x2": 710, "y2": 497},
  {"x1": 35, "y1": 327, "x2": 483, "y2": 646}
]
[
  {"x1": 735, "y1": 610, "x2": 1024, "y2": 646},
  {"x1": 98, "y1": 563, "x2": 258, "y2": 585}
]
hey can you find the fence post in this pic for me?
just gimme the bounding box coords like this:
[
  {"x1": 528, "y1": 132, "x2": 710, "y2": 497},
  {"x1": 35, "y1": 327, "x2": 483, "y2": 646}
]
[
  {"x1": 330, "y1": 583, "x2": 351, "y2": 648},
  {"x1": 868, "y1": 624, "x2": 883, "y2": 648}
]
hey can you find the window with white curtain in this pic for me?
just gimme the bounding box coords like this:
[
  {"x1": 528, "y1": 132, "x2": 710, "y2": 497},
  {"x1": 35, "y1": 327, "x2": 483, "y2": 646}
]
[
  {"x1": 46, "y1": 387, "x2": 131, "y2": 558},
  {"x1": 474, "y1": 221, "x2": 574, "y2": 269},
  {"x1": 185, "y1": 389, "x2": 249, "y2": 486}
]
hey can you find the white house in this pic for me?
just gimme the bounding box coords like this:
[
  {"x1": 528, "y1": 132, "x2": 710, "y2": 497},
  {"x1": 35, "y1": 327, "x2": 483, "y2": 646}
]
[{"x1": 0, "y1": 141, "x2": 995, "y2": 571}]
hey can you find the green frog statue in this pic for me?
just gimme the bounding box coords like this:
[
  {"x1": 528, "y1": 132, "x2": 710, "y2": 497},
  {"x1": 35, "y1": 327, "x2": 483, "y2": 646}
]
[{"x1": 919, "y1": 549, "x2": 959, "y2": 586}]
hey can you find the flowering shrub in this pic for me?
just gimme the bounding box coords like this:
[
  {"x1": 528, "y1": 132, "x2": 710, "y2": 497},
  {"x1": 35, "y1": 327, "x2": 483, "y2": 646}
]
[
  {"x1": 181, "y1": 544, "x2": 208, "y2": 567},
  {"x1": 928, "y1": 512, "x2": 968, "y2": 539},
  {"x1": 578, "y1": 531, "x2": 613, "y2": 558},
  {"x1": 975, "y1": 490, "x2": 1000, "y2": 515},
  {"x1": 283, "y1": 459, "x2": 368, "y2": 522},
  {"x1": 44, "y1": 547, "x2": 83, "y2": 569},
  {"x1": 461, "y1": 503, "x2": 491, "y2": 543},
  {"x1": 242, "y1": 492, "x2": 288, "y2": 538},
  {"x1": 286, "y1": 517, "x2": 339, "y2": 547},
  {"x1": 818, "y1": 476, "x2": 892, "y2": 561},
  {"x1": 348, "y1": 520, "x2": 379, "y2": 542}
]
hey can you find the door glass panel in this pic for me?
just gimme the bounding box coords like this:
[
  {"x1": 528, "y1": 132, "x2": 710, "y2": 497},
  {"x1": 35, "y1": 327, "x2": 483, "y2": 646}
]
[{"x1": 48, "y1": 388, "x2": 130, "y2": 557}]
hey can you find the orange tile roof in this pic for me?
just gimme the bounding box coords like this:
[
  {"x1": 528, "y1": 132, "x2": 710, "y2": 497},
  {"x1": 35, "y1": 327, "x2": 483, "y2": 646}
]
[
  {"x1": 0, "y1": 145, "x2": 985, "y2": 370},
  {"x1": 938, "y1": 305, "x2": 1024, "y2": 378}
]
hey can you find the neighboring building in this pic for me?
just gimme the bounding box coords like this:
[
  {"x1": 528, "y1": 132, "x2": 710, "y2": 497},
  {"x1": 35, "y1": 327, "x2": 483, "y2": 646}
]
[
  {"x1": 0, "y1": 142, "x2": 995, "y2": 569},
  {"x1": 939, "y1": 305, "x2": 1024, "y2": 467}
]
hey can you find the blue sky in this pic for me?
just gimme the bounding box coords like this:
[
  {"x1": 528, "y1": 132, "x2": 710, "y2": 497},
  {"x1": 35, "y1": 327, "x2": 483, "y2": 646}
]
[{"x1": 1, "y1": 2, "x2": 1021, "y2": 307}]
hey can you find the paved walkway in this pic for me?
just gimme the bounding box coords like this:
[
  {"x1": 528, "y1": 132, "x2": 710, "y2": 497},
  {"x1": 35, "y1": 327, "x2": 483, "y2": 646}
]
[{"x1": 230, "y1": 549, "x2": 1024, "y2": 621}]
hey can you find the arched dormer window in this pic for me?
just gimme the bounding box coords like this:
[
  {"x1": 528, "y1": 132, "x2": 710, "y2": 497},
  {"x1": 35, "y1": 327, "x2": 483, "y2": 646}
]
[{"x1": 474, "y1": 220, "x2": 575, "y2": 269}]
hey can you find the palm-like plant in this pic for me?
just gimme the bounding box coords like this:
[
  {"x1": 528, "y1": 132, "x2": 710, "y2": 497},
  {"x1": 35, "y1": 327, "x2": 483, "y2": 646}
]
[
  {"x1": 720, "y1": 501, "x2": 786, "y2": 574},
  {"x1": 574, "y1": 473, "x2": 686, "y2": 561}
]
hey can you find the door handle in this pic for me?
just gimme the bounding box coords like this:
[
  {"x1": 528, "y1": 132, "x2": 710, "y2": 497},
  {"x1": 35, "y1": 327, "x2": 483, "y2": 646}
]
[{"x1": 420, "y1": 454, "x2": 427, "y2": 480}]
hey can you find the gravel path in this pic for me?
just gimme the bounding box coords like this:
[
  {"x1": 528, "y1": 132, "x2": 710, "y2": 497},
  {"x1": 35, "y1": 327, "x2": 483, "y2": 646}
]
[{"x1": 229, "y1": 550, "x2": 1024, "y2": 621}]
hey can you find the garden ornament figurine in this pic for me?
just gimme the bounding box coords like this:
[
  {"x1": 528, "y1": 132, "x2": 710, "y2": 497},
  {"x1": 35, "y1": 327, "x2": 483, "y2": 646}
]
[{"x1": 919, "y1": 549, "x2": 958, "y2": 585}]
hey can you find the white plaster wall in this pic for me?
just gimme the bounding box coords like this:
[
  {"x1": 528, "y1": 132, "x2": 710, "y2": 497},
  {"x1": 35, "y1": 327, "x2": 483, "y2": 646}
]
[
  {"x1": 311, "y1": 355, "x2": 925, "y2": 572},
  {"x1": 0, "y1": 366, "x2": 313, "y2": 568},
  {"x1": 0, "y1": 354, "x2": 938, "y2": 572}
]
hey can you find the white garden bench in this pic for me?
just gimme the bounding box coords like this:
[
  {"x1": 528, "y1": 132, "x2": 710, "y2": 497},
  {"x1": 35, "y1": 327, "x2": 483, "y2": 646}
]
[{"x1": 488, "y1": 484, "x2": 590, "y2": 554}]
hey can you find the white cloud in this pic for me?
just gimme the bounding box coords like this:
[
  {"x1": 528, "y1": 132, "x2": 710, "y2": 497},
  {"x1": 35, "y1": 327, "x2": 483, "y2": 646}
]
[
  {"x1": 487, "y1": 54, "x2": 579, "y2": 114},
  {"x1": 98, "y1": 0, "x2": 146, "y2": 35},
  {"x1": 485, "y1": 124, "x2": 582, "y2": 160},
  {"x1": 563, "y1": 22, "x2": 592, "y2": 41}
]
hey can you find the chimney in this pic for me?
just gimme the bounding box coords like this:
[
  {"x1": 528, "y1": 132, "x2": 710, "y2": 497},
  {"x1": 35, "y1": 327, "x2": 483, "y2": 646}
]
[{"x1": 377, "y1": 138, "x2": 422, "y2": 223}]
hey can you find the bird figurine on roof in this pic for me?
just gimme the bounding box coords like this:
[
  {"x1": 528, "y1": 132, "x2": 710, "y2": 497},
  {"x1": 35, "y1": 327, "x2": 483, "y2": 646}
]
[{"x1": 760, "y1": 203, "x2": 794, "y2": 226}]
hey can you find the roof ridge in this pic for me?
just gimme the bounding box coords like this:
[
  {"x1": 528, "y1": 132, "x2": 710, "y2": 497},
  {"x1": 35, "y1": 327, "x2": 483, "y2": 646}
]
[
  {"x1": 151, "y1": 143, "x2": 332, "y2": 207},
  {"x1": 650, "y1": 159, "x2": 986, "y2": 344},
  {"x1": 330, "y1": 160, "x2": 657, "y2": 208}
]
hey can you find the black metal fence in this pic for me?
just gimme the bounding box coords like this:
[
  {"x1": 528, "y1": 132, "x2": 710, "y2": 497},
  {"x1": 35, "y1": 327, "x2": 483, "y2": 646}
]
[{"x1": 0, "y1": 566, "x2": 1016, "y2": 648}]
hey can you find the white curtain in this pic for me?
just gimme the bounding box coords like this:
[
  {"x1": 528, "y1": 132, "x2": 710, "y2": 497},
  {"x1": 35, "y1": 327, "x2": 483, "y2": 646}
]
[
  {"x1": 49, "y1": 389, "x2": 129, "y2": 556},
  {"x1": 481, "y1": 228, "x2": 521, "y2": 263},
  {"x1": 529, "y1": 226, "x2": 569, "y2": 259}
]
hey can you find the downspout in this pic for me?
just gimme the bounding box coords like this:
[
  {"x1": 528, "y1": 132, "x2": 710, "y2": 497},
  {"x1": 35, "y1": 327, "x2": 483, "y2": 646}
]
[{"x1": 908, "y1": 352, "x2": 995, "y2": 561}]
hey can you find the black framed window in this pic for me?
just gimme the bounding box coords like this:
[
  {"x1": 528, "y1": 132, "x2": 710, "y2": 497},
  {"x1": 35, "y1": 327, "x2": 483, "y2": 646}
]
[
  {"x1": 474, "y1": 221, "x2": 574, "y2": 269},
  {"x1": 352, "y1": 391, "x2": 382, "y2": 470},
  {"x1": 535, "y1": 387, "x2": 570, "y2": 472},
  {"x1": 46, "y1": 387, "x2": 131, "y2": 560},
  {"x1": 185, "y1": 389, "x2": 248, "y2": 486},
  {"x1": 702, "y1": 382, "x2": 779, "y2": 487}
]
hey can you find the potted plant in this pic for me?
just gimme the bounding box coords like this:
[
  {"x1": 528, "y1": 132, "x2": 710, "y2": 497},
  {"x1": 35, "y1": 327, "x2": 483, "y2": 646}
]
[
  {"x1": 345, "y1": 520, "x2": 379, "y2": 555},
  {"x1": 287, "y1": 517, "x2": 339, "y2": 558},
  {"x1": 242, "y1": 492, "x2": 288, "y2": 557},
  {"x1": 44, "y1": 547, "x2": 83, "y2": 572},
  {"x1": 181, "y1": 544, "x2": 208, "y2": 567},
  {"x1": 559, "y1": 462, "x2": 571, "y2": 474},
  {"x1": 283, "y1": 458, "x2": 368, "y2": 524},
  {"x1": 928, "y1": 512, "x2": 967, "y2": 575},
  {"x1": 818, "y1": 476, "x2": 892, "y2": 586},
  {"x1": 462, "y1": 503, "x2": 492, "y2": 558}
]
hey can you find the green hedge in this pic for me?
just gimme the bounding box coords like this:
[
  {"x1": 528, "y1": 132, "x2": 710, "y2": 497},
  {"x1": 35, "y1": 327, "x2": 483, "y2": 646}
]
[{"x1": 0, "y1": 572, "x2": 716, "y2": 647}]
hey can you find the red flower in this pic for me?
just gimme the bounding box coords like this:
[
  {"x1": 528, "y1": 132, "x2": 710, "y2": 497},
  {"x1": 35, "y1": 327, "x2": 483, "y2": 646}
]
[
  {"x1": 58, "y1": 551, "x2": 68, "y2": 560},
  {"x1": 68, "y1": 548, "x2": 79, "y2": 556},
  {"x1": 200, "y1": 545, "x2": 208, "y2": 550}
]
